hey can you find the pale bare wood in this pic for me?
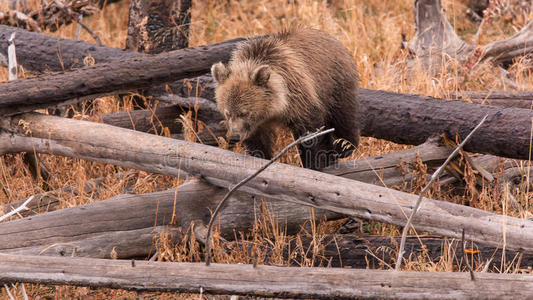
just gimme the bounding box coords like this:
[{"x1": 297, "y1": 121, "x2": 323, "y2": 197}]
[
  {"x1": 0, "y1": 141, "x2": 450, "y2": 258},
  {"x1": 409, "y1": 0, "x2": 533, "y2": 70},
  {"x1": 483, "y1": 21, "x2": 533, "y2": 65},
  {"x1": 409, "y1": 0, "x2": 474, "y2": 61},
  {"x1": 2, "y1": 253, "x2": 533, "y2": 299},
  {"x1": 1, "y1": 113, "x2": 533, "y2": 254},
  {"x1": 0, "y1": 179, "x2": 339, "y2": 258}
]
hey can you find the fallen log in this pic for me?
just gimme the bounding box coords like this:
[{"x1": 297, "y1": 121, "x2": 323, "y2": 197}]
[
  {"x1": 0, "y1": 36, "x2": 249, "y2": 116},
  {"x1": 299, "y1": 234, "x2": 533, "y2": 270},
  {"x1": 359, "y1": 89, "x2": 533, "y2": 160},
  {"x1": 452, "y1": 90, "x2": 533, "y2": 109},
  {"x1": 0, "y1": 140, "x2": 458, "y2": 258},
  {"x1": 2, "y1": 253, "x2": 533, "y2": 299},
  {"x1": 1, "y1": 112, "x2": 532, "y2": 255},
  {"x1": 5, "y1": 186, "x2": 531, "y2": 270},
  {"x1": 0, "y1": 179, "x2": 339, "y2": 257},
  {"x1": 0, "y1": 24, "x2": 142, "y2": 72},
  {"x1": 98, "y1": 96, "x2": 227, "y2": 144}
]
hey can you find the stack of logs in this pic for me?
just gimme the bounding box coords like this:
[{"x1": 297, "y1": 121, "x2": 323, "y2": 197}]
[{"x1": 0, "y1": 0, "x2": 533, "y2": 298}]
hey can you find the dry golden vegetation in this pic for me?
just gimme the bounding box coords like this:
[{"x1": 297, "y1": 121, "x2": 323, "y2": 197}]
[{"x1": 0, "y1": 0, "x2": 532, "y2": 298}]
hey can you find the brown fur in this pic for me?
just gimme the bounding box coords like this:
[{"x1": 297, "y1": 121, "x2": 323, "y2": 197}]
[{"x1": 211, "y1": 27, "x2": 360, "y2": 169}]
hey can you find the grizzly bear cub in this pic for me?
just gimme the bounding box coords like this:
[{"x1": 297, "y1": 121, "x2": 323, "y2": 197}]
[{"x1": 211, "y1": 27, "x2": 360, "y2": 170}]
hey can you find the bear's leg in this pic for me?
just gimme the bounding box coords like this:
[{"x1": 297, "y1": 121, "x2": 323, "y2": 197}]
[
  {"x1": 294, "y1": 128, "x2": 337, "y2": 170},
  {"x1": 242, "y1": 130, "x2": 274, "y2": 160},
  {"x1": 329, "y1": 86, "x2": 360, "y2": 158}
]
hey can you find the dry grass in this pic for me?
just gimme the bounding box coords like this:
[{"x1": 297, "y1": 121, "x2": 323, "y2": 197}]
[{"x1": 0, "y1": 0, "x2": 532, "y2": 298}]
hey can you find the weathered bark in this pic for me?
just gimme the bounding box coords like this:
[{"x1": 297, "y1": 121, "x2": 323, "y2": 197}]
[
  {"x1": 0, "y1": 24, "x2": 143, "y2": 72},
  {"x1": 409, "y1": 0, "x2": 474, "y2": 60},
  {"x1": 300, "y1": 234, "x2": 533, "y2": 270},
  {"x1": 409, "y1": 0, "x2": 533, "y2": 67},
  {"x1": 452, "y1": 90, "x2": 533, "y2": 109},
  {"x1": 0, "y1": 179, "x2": 339, "y2": 258},
  {"x1": 2, "y1": 254, "x2": 533, "y2": 299},
  {"x1": 1, "y1": 113, "x2": 533, "y2": 255},
  {"x1": 126, "y1": 0, "x2": 191, "y2": 53},
  {"x1": 360, "y1": 89, "x2": 533, "y2": 160},
  {"x1": 0, "y1": 36, "x2": 248, "y2": 116}
]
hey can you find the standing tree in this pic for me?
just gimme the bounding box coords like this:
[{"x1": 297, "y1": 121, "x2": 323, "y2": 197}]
[{"x1": 126, "y1": 0, "x2": 192, "y2": 53}]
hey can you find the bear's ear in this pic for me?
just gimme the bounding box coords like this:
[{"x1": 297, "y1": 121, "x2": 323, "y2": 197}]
[
  {"x1": 251, "y1": 65, "x2": 271, "y2": 86},
  {"x1": 211, "y1": 62, "x2": 229, "y2": 83}
]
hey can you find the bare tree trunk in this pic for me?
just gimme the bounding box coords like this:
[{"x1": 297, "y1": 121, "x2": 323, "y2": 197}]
[
  {"x1": 126, "y1": 0, "x2": 191, "y2": 53},
  {"x1": 2, "y1": 253, "x2": 533, "y2": 299},
  {"x1": 1, "y1": 113, "x2": 533, "y2": 255}
]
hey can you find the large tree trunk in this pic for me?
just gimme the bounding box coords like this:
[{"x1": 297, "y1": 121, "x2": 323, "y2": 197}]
[
  {"x1": 359, "y1": 89, "x2": 532, "y2": 160},
  {"x1": 0, "y1": 24, "x2": 143, "y2": 72},
  {"x1": 126, "y1": 0, "x2": 191, "y2": 53},
  {"x1": 1, "y1": 113, "x2": 532, "y2": 255},
  {"x1": 0, "y1": 141, "x2": 461, "y2": 259},
  {"x1": 0, "y1": 36, "x2": 248, "y2": 116},
  {"x1": 0, "y1": 179, "x2": 340, "y2": 258},
  {"x1": 2, "y1": 253, "x2": 533, "y2": 299}
]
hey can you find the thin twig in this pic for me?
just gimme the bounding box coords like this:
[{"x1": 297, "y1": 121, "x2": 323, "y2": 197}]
[
  {"x1": 75, "y1": 15, "x2": 82, "y2": 40},
  {"x1": 462, "y1": 228, "x2": 475, "y2": 280},
  {"x1": 482, "y1": 257, "x2": 494, "y2": 273},
  {"x1": 0, "y1": 195, "x2": 33, "y2": 222},
  {"x1": 204, "y1": 127, "x2": 334, "y2": 266},
  {"x1": 395, "y1": 114, "x2": 488, "y2": 271},
  {"x1": 53, "y1": 0, "x2": 102, "y2": 46},
  {"x1": 75, "y1": 18, "x2": 103, "y2": 46},
  {"x1": 473, "y1": 18, "x2": 485, "y2": 46},
  {"x1": 20, "y1": 282, "x2": 28, "y2": 300},
  {"x1": 3, "y1": 284, "x2": 15, "y2": 300}
]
